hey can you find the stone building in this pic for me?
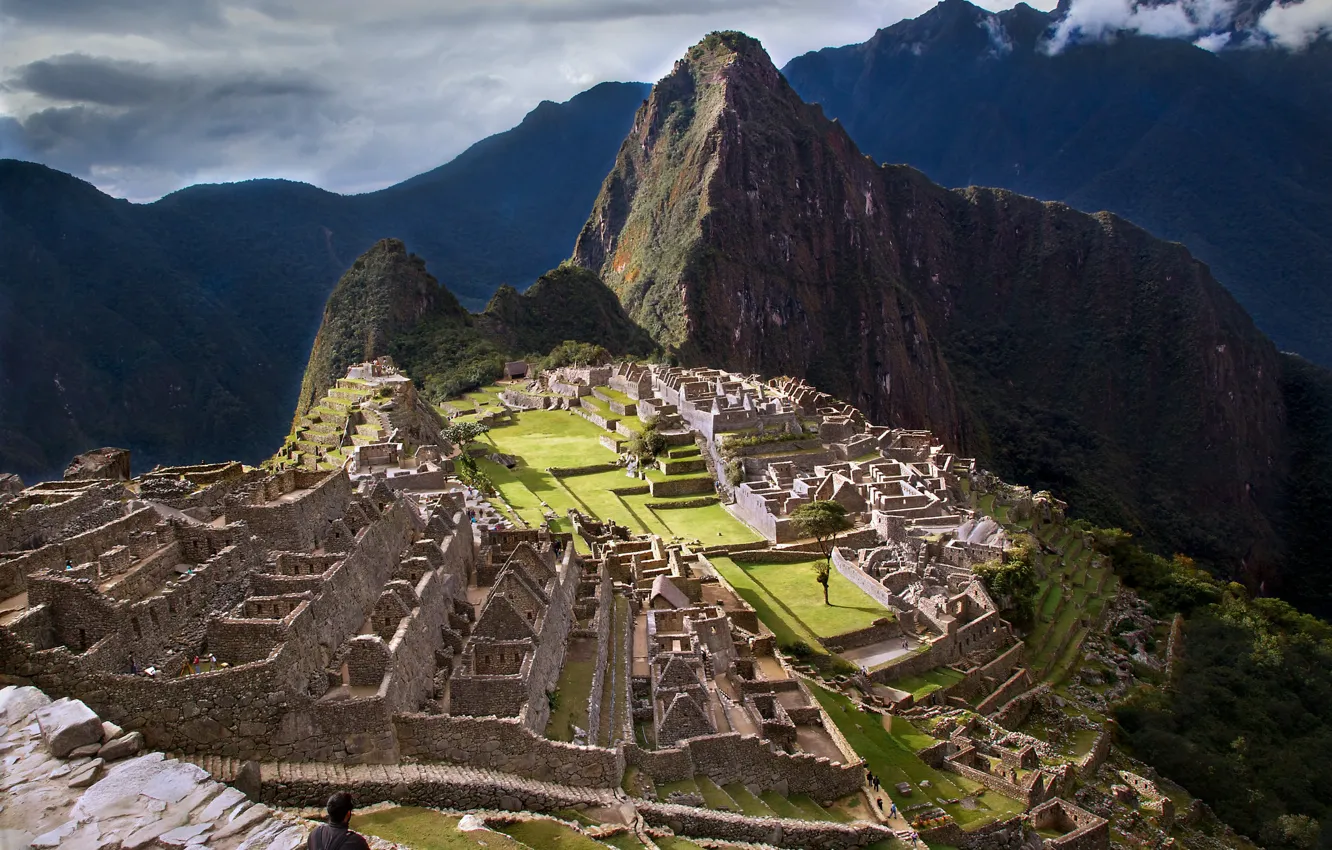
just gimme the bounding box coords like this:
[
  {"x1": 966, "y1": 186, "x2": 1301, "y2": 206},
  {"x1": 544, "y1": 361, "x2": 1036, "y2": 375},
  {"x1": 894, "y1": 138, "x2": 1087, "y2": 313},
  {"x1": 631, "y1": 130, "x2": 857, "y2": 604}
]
[{"x1": 0, "y1": 465, "x2": 476, "y2": 765}]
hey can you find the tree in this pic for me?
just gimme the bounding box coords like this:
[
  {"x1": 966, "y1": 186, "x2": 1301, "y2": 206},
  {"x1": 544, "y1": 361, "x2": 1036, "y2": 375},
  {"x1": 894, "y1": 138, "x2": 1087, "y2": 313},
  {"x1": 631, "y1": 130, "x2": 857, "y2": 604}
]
[
  {"x1": 443, "y1": 420, "x2": 490, "y2": 447},
  {"x1": 974, "y1": 544, "x2": 1039, "y2": 626},
  {"x1": 625, "y1": 416, "x2": 668, "y2": 463},
  {"x1": 538, "y1": 340, "x2": 611, "y2": 371},
  {"x1": 790, "y1": 500, "x2": 853, "y2": 605}
]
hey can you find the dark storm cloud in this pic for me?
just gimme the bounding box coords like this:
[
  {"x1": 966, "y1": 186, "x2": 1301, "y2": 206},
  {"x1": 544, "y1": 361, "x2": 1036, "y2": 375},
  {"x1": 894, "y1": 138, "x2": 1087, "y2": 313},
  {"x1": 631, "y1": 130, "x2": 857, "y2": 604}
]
[
  {"x1": 0, "y1": 0, "x2": 225, "y2": 31},
  {"x1": 2, "y1": 53, "x2": 338, "y2": 196},
  {"x1": 0, "y1": 0, "x2": 1002, "y2": 199}
]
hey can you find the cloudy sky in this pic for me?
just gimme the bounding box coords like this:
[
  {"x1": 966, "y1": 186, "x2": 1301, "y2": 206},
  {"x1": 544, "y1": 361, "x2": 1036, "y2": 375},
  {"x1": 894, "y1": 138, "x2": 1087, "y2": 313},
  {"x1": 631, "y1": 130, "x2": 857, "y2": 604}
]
[
  {"x1": 2, "y1": 0, "x2": 1326, "y2": 201},
  {"x1": 0, "y1": 0, "x2": 1065, "y2": 201}
]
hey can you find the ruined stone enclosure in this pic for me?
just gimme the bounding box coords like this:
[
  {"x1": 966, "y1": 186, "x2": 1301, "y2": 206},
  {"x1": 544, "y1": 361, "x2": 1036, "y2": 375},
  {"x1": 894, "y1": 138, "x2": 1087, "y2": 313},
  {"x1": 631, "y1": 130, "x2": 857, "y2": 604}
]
[{"x1": 1, "y1": 465, "x2": 477, "y2": 764}]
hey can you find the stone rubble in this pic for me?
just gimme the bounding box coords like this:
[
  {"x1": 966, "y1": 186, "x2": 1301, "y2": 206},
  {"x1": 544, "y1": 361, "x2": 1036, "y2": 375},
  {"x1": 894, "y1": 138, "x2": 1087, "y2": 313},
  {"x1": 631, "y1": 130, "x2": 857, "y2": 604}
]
[{"x1": 0, "y1": 683, "x2": 327, "y2": 850}]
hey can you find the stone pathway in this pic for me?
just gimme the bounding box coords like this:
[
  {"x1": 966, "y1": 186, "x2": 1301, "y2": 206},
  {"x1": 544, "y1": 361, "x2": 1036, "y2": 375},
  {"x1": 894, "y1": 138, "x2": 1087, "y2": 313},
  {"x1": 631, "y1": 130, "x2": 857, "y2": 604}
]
[{"x1": 176, "y1": 753, "x2": 623, "y2": 812}]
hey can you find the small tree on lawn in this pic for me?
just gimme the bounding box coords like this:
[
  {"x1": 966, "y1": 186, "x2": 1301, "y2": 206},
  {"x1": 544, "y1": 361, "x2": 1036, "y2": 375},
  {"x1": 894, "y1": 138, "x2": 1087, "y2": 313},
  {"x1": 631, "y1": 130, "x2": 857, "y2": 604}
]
[
  {"x1": 444, "y1": 421, "x2": 493, "y2": 493},
  {"x1": 625, "y1": 416, "x2": 668, "y2": 464},
  {"x1": 443, "y1": 420, "x2": 490, "y2": 448},
  {"x1": 790, "y1": 500, "x2": 853, "y2": 605}
]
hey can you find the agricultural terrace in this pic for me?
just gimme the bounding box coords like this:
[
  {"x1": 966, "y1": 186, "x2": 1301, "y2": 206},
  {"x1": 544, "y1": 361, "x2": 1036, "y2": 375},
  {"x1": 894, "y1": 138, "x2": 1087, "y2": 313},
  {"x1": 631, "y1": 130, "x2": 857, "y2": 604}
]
[{"x1": 473, "y1": 409, "x2": 763, "y2": 546}]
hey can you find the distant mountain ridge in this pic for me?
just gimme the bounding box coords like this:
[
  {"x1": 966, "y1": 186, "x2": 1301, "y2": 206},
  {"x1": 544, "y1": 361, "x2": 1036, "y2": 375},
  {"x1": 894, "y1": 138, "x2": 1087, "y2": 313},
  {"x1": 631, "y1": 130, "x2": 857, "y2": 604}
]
[
  {"x1": 0, "y1": 81, "x2": 649, "y2": 480},
  {"x1": 782, "y1": 0, "x2": 1332, "y2": 367},
  {"x1": 573, "y1": 30, "x2": 1291, "y2": 580}
]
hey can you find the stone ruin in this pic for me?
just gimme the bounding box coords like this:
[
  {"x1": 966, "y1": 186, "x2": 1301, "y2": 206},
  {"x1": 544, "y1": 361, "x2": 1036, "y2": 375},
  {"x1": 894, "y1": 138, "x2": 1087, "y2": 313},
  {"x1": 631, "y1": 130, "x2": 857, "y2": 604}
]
[
  {"x1": 0, "y1": 358, "x2": 1139, "y2": 848},
  {"x1": 279, "y1": 358, "x2": 452, "y2": 476},
  {"x1": 0, "y1": 463, "x2": 476, "y2": 764}
]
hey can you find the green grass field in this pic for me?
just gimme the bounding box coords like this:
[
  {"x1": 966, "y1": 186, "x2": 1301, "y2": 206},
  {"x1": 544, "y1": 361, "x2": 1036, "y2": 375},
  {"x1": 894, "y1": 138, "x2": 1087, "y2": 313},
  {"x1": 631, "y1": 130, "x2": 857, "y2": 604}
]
[
  {"x1": 809, "y1": 685, "x2": 1024, "y2": 830},
  {"x1": 710, "y1": 556, "x2": 891, "y2": 643},
  {"x1": 496, "y1": 819, "x2": 614, "y2": 850},
  {"x1": 546, "y1": 654, "x2": 595, "y2": 742},
  {"x1": 355, "y1": 807, "x2": 527, "y2": 849},
  {"x1": 889, "y1": 668, "x2": 966, "y2": 701},
  {"x1": 478, "y1": 411, "x2": 760, "y2": 545}
]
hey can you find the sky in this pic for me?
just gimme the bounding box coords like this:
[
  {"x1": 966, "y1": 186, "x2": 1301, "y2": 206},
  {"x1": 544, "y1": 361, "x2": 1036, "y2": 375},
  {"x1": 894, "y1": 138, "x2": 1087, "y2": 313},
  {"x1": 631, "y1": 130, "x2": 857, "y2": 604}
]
[
  {"x1": 1, "y1": 0, "x2": 1326, "y2": 202},
  {"x1": 0, "y1": 0, "x2": 1059, "y2": 201}
]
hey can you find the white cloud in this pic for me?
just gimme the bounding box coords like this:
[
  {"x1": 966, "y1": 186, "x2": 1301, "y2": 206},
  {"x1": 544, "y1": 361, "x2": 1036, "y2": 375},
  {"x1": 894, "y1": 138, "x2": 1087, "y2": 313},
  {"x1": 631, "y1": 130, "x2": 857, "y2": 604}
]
[
  {"x1": 1044, "y1": 0, "x2": 1238, "y2": 53},
  {"x1": 1194, "y1": 30, "x2": 1232, "y2": 50},
  {"x1": 1258, "y1": 0, "x2": 1332, "y2": 48},
  {"x1": 0, "y1": 0, "x2": 1056, "y2": 200}
]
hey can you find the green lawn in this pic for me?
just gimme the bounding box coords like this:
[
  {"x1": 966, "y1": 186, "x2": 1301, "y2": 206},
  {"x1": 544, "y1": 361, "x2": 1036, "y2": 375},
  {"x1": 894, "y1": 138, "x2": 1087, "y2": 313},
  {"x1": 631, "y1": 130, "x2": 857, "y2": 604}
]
[
  {"x1": 483, "y1": 410, "x2": 619, "y2": 468},
  {"x1": 479, "y1": 411, "x2": 761, "y2": 546},
  {"x1": 497, "y1": 819, "x2": 616, "y2": 850},
  {"x1": 710, "y1": 556, "x2": 891, "y2": 641},
  {"x1": 355, "y1": 807, "x2": 526, "y2": 849},
  {"x1": 594, "y1": 386, "x2": 637, "y2": 406},
  {"x1": 889, "y1": 668, "x2": 966, "y2": 701},
  {"x1": 546, "y1": 654, "x2": 596, "y2": 742},
  {"x1": 809, "y1": 684, "x2": 1024, "y2": 830}
]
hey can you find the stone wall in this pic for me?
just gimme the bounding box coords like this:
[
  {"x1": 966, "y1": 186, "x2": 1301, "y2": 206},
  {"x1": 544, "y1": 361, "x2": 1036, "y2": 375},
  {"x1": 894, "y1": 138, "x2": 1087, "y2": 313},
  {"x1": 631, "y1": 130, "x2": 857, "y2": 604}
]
[
  {"x1": 0, "y1": 504, "x2": 157, "y2": 599},
  {"x1": 976, "y1": 669, "x2": 1032, "y2": 716},
  {"x1": 225, "y1": 470, "x2": 353, "y2": 552},
  {"x1": 3, "y1": 499, "x2": 451, "y2": 765},
  {"x1": 637, "y1": 802, "x2": 893, "y2": 850},
  {"x1": 831, "y1": 547, "x2": 900, "y2": 613},
  {"x1": 674, "y1": 733, "x2": 863, "y2": 802},
  {"x1": 1030, "y1": 799, "x2": 1110, "y2": 850},
  {"x1": 648, "y1": 477, "x2": 717, "y2": 498},
  {"x1": 549, "y1": 463, "x2": 621, "y2": 478},
  {"x1": 819, "y1": 620, "x2": 901, "y2": 653},
  {"x1": 523, "y1": 546, "x2": 581, "y2": 732},
  {"x1": 585, "y1": 570, "x2": 614, "y2": 738},
  {"x1": 0, "y1": 484, "x2": 126, "y2": 553},
  {"x1": 394, "y1": 713, "x2": 624, "y2": 787},
  {"x1": 259, "y1": 762, "x2": 617, "y2": 813},
  {"x1": 1077, "y1": 730, "x2": 1112, "y2": 780}
]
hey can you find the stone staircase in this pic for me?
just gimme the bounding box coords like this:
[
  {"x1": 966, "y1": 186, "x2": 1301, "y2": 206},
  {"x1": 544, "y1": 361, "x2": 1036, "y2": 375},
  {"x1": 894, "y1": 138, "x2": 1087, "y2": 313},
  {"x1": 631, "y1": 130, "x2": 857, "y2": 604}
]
[{"x1": 173, "y1": 754, "x2": 622, "y2": 811}]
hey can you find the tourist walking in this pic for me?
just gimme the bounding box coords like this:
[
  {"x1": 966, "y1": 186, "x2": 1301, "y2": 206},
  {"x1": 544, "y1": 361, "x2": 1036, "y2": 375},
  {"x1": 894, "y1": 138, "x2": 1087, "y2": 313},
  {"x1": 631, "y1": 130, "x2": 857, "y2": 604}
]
[{"x1": 307, "y1": 792, "x2": 371, "y2": 850}]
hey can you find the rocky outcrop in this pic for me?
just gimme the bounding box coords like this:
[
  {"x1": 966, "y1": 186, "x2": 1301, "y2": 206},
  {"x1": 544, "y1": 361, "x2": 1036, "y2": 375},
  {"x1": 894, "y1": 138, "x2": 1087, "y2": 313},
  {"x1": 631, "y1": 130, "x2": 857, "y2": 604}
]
[
  {"x1": 0, "y1": 684, "x2": 316, "y2": 849},
  {"x1": 574, "y1": 31, "x2": 1289, "y2": 567},
  {"x1": 35, "y1": 696, "x2": 103, "y2": 757},
  {"x1": 63, "y1": 448, "x2": 131, "y2": 482}
]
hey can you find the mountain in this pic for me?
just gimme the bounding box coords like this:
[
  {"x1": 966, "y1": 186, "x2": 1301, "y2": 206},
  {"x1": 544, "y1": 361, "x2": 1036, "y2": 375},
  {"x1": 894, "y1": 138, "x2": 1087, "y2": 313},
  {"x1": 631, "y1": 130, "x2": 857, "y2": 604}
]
[
  {"x1": 0, "y1": 81, "x2": 649, "y2": 481},
  {"x1": 475, "y1": 264, "x2": 658, "y2": 358},
  {"x1": 295, "y1": 240, "x2": 654, "y2": 418},
  {"x1": 573, "y1": 31, "x2": 1294, "y2": 580},
  {"x1": 781, "y1": 0, "x2": 1332, "y2": 368},
  {"x1": 295, "y1": 238, "x2": 468, "y2": 418}
]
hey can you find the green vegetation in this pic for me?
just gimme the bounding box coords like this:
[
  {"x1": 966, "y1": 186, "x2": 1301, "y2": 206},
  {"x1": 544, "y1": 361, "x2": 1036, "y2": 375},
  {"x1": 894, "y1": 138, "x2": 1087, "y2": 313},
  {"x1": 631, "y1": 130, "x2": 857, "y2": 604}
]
[
  {"x1": 809, "y1": 683, "x2": 1024, "y2": 829},
  {"x1": 353, "y1": 807, "x2": 526, "y2": 849},
  {"x1": 710, "y1": 555, "x2": 889, "y2": 641},
  {"x1": 624, "y1": 417, "x2": 668, "y2": 463},
  {"x1": 1115, "y1": 585, "x2": 1332, "y2": 850},
  {"x1": 974, "y1": 543, "x2": 1038, "y2": 626},
  {"x1": 545, "y1": 653, "x2": 595, "y2": 742},
  {"x1": 496, "y1": 818, "x2": 618, "y2": 850},
  {"x1": 890, "y1": 668, "x2": 966, "y2": 701},
  {"x1": 477, "y1": 410, "x2": 761, "y2": 545},
  {"x1": 539, "y1": 340, "x2": 612, "y2": 371},
  {"x1": 789, "y1": 500, "x2": 854, "y2": 605}
]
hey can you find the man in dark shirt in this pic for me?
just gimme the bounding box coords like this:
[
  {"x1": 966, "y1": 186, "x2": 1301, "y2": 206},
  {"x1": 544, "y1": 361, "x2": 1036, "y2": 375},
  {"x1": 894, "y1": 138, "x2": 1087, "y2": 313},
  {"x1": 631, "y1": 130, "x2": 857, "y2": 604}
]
[{"x1": 307, "y1": 791, "x2": 371, "y2": 850}]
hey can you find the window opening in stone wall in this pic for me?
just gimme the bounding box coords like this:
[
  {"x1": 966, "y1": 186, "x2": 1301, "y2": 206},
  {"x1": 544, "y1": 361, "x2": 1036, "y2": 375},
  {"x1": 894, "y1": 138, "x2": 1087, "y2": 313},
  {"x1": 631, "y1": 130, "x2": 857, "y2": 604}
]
[
  {"x1": 131, "y1": 617, "x2": 141, "y2": 639},
  {"x1": 78, "y1": 628, "x2": 87, "y2": 652}
]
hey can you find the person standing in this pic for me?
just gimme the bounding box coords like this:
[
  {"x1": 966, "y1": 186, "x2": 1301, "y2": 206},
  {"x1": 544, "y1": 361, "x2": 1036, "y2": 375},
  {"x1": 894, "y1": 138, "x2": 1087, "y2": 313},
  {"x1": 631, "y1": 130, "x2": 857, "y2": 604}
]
[{"x1": 307, "y1": 792, "x2": 371, "y2": 850}]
